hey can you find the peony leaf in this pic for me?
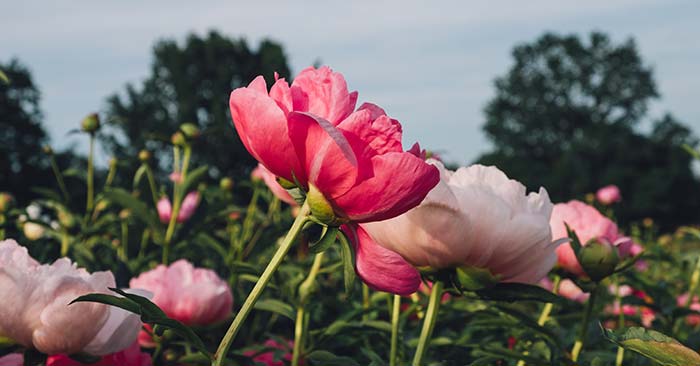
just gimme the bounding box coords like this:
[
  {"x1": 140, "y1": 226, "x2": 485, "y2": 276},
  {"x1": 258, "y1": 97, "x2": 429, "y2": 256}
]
[
  {"x1": 307, "y1": 350, "x2": 361, "y2": 366},
  {"x1": 181, "y1": 165, "x2": 209, "y2": 194},
  {"x1": 475, "y1": 282, "x2": 564, "y2": 304},
  {"x1": 603, "y1": 326, "x2": 700, "y2": 365},
  {"x1": 338, "y1": 232, "x2": 357, "y2": 295},
  {"x1": 103, "y1": 188, "x2": 161, "y2": 234},
  {"x1": 309, "y1": 226, "x2": 338, "y2": 254},
  {"x1": 254, "y1": 299, "x2": 296, "y2": 321}
]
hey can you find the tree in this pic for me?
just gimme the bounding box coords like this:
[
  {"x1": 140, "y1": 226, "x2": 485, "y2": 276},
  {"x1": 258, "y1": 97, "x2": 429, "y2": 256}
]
[
  {"x1": 0, "y1": 59, "x2": 50, "y2": 203},
  {"x1": 102, "y1": 31, "x2": 291, "y2": 180},
  {"x1": 477, "y1": 32, "x2": 699, "y2": 229}
]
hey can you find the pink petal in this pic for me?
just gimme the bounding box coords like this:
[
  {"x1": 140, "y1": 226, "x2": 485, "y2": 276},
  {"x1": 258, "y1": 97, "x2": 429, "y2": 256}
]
[
  {"x1": 229, "y1": 81, "x2": 303, "y2": 183},
  {"x1": 337, "y1": 109, "x2": 403, "y2": 156},
  {"x1": 345, "y1": 225, "x2": 421, "y2": 296},
  {"x1": 334, "y1": 152, "x2": 439, "y2": 222},
  {"x1": 287, "y1": 112, "x2": 362, "y2": 198},
  {"x1": 290, "y1": 66, "x2": 357, "y2": 125}
]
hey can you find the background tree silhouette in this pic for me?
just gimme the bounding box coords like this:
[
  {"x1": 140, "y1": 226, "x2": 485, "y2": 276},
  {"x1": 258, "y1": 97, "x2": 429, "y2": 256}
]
[
  {"x1": 477, "y1": 32, "x2": 699, "y2": 229},
  {"x1": 102, "y1": 31, "x2": 291, "y2": 180}
]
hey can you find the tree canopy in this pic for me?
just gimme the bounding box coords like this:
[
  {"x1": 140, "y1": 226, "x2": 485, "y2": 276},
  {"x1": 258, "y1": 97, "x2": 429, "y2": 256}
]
[{"x1": 477, "y1": 32, "x2": 699, "y2": 229}]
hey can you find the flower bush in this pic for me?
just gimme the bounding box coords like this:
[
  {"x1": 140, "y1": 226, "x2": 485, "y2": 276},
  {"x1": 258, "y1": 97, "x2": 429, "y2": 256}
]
[{"x1": 1, "y1": 65, "x2": 700, "y2": 366}]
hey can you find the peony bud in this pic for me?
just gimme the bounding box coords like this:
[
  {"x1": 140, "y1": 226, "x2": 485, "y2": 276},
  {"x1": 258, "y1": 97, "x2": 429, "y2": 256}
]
[
  {"x1": 42, "y1": 145, "x2": 54, "y2": 155},
  {"x1": 23, "y1": 222, "x2": 45, "y2": 241},
  {"x1": 219, "y1": 177, "x2": 234, "y2": 191},
  {"x1": 138, "y1": 150, "x2": 151, "y2": 163},
  {"x1": 578, "y1": 239, "x2": 619, "y2": 282},
  {"x1": 596, "y1": 185, "x2": 621, "y2": 205},
  {"x1": 80, "y1": 113, "x2": 101, "y2": 133},
  {"x1": 171, "y1": 131, "x2": 186, "y2": 147},
  {"x1": 179, "y1": 123, "x2": 200, "y2": 140},
  {"x1": 0, "y1": 192, "x2": 14, "y2": 213},
  {"x1": 157, "y1": 197, "x2": 172, "y2": 224},
  {"x1": 176, "y1": 192, "x2": 200, "y2": 223}
]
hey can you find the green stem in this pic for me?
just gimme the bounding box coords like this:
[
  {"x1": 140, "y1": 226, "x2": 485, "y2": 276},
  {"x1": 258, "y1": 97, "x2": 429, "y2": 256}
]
[
  {"x1": 86, "y1": 134, "x2": 95, "y2": 214},
  {"x1": 212, "y1": 202, "x2": 310, "y2": 366},
  {"x1": 49, "y1": 154, "x2": 70, "y2": 202},
  {"x1": 60, "y1": 231, "x2": 69, "y2": 257},
  {"x1": 362, "y1": 284, "x2": 370, "y2": 321},
  {"x1": 292, "y1": 252, "x2": 325, "y2": 366},
  {"x1": 672, "y1": 255, "x2": 700, "y2": 335},
  {"x1": 390, "y1": 294, "x2": 402, "y2": 366},
  {"x1": 572, "y1": 283, "x2": 599, "y2": 363},
  {"x1": 412, "y1": 281, "x2": 444, "y2": 366},
  {"x1": 614, "y1": 279, "x2": 625, "y2": 366},
  {"x1": 162, "y1": 146, "x2": 191, "y2": 264},
  {"x1": 144, "y1": 165, "x2": 159, "y2": 207},
  {"x1": 105, "y1": 160, "x2": 117, "y2": 188},
  {"x1": 517, "y1": 275, "x2": 560, "y2": 366},
  {"x1": 120, "y1": 219, "x2": 129, "y2": 261}
]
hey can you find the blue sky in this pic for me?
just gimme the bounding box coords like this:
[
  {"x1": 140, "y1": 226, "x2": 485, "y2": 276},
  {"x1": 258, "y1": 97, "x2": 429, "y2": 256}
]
[{"x1": 3, "y1": 1, "x2": 699, "y2": 166}]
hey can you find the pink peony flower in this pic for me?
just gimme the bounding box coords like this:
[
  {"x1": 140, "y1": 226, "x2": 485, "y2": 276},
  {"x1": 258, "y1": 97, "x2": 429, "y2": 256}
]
[
  {"x1": 229, "y1": 66, "x2": 439, "y2": 224},
  {"x1": 243, "y1": 339, "x2": 294, "y2": 366},
  {"x1": 0, "y1": 354, "x2": 23, "y2": 366},
  {"x1": 362, "y1": 162, "x2": 558, "y2": 284},
  {"x1": 0, "y1": 239, "x2": 141, "y2": 356},
  {"x1": 605, "y1": 285, "x2": 655, "y2": 327},
  {"x1": 156, "y1": 192, "x2": 200, "y2": 224},
  {"x1": 540, "y1": 278, "x2": 589, "y2": 303},
  {"x1": 129, "y1": 259, "x2": 232, "y2": 326},
  {"x1": 168, "y1": 172, "x2": 182, "y2": 184},
  {"x1": 342, "y1": 225, "x2": 421, "y2": 296},
  {"x1": 677, "y1": 293, "x2": 700, "y2": 326},
  {"x1": 550, "y1": 200, "x2": 631, "y2": 277},
  {"x1": 252, "y1": 163, "x2": 296, "y2": 205},
  {"x1": 46, "y1": 341, "x2": 152, "y2": 366},
  {"x1": 596, "y1": 185, "x2": 621, "y2": 205}
]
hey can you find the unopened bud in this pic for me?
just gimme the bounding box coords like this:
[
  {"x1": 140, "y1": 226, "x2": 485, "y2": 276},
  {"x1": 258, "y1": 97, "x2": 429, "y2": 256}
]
[
  {"x1": 42, "y1": 145, "x2": 54, "y2": 155},
  {"x1": 80, "y1": 113, "x2": 101, "y2": 133},
  {"x1": 119, "y1": 209, "x2": 131, "y2": 220},
  {"x1": 180, "y1": 123, "x2": 200, "y2": 140},
  {"x1": 579, "y1": 239, "x2": 619, "y2": 282},
  {"x1": 23, "y1": 222, "x2": 45, "y2": 241},
  {"x1": 57, "y1": 209, "x2": 76, "y2": 229},
  {"x1": 171, "y1": 131, "x2": 186, "y2": 146},
  {"x1": 138, "y1": 150, "x2": 151, "y2": 163},
  {"x1": 456, "y1": 266, "x2": 500, "y2": 291},
  {"x1": 219, "y1": 177, "x2": 234, "y2": 191},
  {"x1": 0, "y1": 192, "x2": 14, "y2": 213}
]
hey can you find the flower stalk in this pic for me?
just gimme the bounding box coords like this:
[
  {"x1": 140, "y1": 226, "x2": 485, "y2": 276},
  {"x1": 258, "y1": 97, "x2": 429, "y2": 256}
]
[
  {"x1": 412, "y1": 280, "x2": 444, "y2": 366},
  {"x1": 390, "y1": 294, "x2": 402, "y2": 366},
  {"x1": 571, "y1": 283, "x2": 599, "y2": 363},
  {"x1": 292, "y1": 251, "x2": 325, "y2": 366}
]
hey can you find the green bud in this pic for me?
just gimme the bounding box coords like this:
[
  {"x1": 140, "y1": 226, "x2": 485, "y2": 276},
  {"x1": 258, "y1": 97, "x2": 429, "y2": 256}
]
[
  {"x1": 57, "y1": 208, "x2": 76, "y2": 229},
  {"x1": 80, "y1": 113, "x2": 101, "y2": 133},
  {"x1": 138, "y1": 149, "x2": 151, "y2": 163},
  {"x1": 307, "y1": 184, "x2": 345, "y2": 226},
  {"x1": 119, "y1": 209, "x2": 131, "y2": 220},
  {"x1": 180, "y1": 123, "x2": 201, "y2": 140},
  {"x1": 0, "y1": 192, "x2": 14, "y2": 213},
  {"x1": 220, "y1": 177, "x2": 234, "y2": 191},
  {"x1": 456, "y1": 266, "x2": 500, "y2": 291},
  {"x1": 42, "y1": 145, "x2": 54, "y2": 155},
  {"x1": 578, "y1": 239, "x2": 619, "y2": 282},
  {"x1": 171, "y1": 131, "x2": 186, "y2": 146}
]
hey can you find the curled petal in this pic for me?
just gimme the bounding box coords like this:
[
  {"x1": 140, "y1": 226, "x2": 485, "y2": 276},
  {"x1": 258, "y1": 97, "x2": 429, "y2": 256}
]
[{"x1": 290, "y1": 66, "x2": 357, "y2": 125}]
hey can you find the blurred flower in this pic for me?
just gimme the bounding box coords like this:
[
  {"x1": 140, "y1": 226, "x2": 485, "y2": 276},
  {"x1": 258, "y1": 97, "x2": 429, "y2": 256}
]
[
  {"x1": 252, "y1": 163, "x2": 296, "y2": 205},
  {"x1": 129, "y1": 259, "x2": 233, "y2": 326},
  {"x1": 46, "y1": 341, "x2": 151, "y2": 366},
  {"x1": 596, "y1": 185, "x2": 621, "y2": 205},
  {"x1": 0, "y1": 192, "x2": 14, "y2": 213},
  {"x1": 243, "y1": 339, "x2": 294, "y2": 366},
  {"x1": 550, "y1": 200, "x2": 631, "y2": 278},
  {"x1": 80, "y1": 113, "x2": 100, "y2": 133},
  {"x1": 26, "y1": 203, "x2": 41, "y2": 220},
  {"x1": 363, "y1": 162, "x2": 557, "y2": 285},
  {"x1": 605, "y1": 285, "x2": 655, "y2": 328},
  {"x1": 22, "y1": 222, "x2": 45, "y2": 241},
  {"x1": 156, "y1": 192, "x2": 200, "y2": 224},
  {"x1": 677, "y1": 293, "x2": 700, "y2": 326},
  {"x1": 229, "y1": 66, "x2": 439, "y2": 225},
  {"x1": 219, "y1": 177, "x2": 234, "y2": 191},
  {"x1": 341, "y1": 225, "x2": 421, "y2": 296},
  {"x1": 168, "y1": 172, "x2": 183, "y2": 183},
  {"x1": 540, "y1": 277, "x2": 589, "y2": 303},
  {"x1": 642, "y1": 217, "x2": 654, "y2": 228},
  {"x1": 0, "y1": 239, "x2": 141, "y2": 355},
  {"x1": 0, "y1": 354, "x2": 22, "y2": 366}
]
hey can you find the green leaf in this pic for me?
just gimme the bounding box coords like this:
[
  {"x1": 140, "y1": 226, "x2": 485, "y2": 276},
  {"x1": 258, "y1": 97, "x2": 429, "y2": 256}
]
[
  {"x1": 103, "y1": 188, "x2": 161, "y2": 232},
  {"x1": 338, "y1": 232, "x2": 356, "y2": 296},
  {"x1": 309, "y1": 226, "x2": 338, "y2": 254},
  {"x1": 475, "y1": 282, "x2": 564, "y2": 304},
  {"x1": 254, "y1": 299, "x2": 296, "y2": 321},
  {"x1": 70, "y1": 293, "x2": 141, "y2": 314},
  {"x1": 565, "y1": 223, "x2": 582, "y2": 258},
  {"x1": 603, "y1": 326, "x2": 700, "y2": 365},
  {"x1": 194, "y1": 233, "x2": 228, "y2": 259},
  {"x1": 181, "y1": 165, "x2": 208, "y2": 193},
  {"x1": 307, "y1": 350, "x2": 361, "y2": 366},
  {"x1": 0, "y1": 69, "x2": 10, "y2": 84}
]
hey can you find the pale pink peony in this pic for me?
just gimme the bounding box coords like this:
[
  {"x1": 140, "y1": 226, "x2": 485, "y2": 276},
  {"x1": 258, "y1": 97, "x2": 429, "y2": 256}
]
[
  {"x1": 540, "y1": 278, "x2": 589, "y2": 303},
  {"x1": 251, "y1": 163, "x2": 296, "y2": 205},
  {"x1": 0, "y1": 239, "x2": 141, "y2": 355},
  {"x1": 46, "y1": 341, "x2": 152, "y2": 366},
  {"x1": 243, "y1": 339, "x2": 293, "y2": 366},
  {"x1": 129, "y1": 259, "x2": 232, "y2": 326},
  {"x1": 0, "y1": 354, "x2": 22, "y2": 366},
  {"x1": 677, "y1": 293, "x2": 700, "y2": 326},
  {"x1": 550, "y1": 200, "x2": 630, "y2": 277},
  {"x1": 606, "y1": 285, "x2": 655, "y2": 327},
  {"x1": 596, "y1": 185, "x2": 621, "y2": 205},
  {"x1": 362, "y1": 162, "x2": 558, "y2": 284},
  {"x1": 156, "y1": 192, "x2": 200, "y2": 224},
  {"x1": 229, "y1": 66, "x2": 439, "y2": 224}
]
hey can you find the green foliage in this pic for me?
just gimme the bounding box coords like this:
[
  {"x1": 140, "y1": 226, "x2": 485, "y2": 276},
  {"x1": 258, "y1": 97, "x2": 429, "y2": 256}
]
[
  {"x1": 478, "y1": 32, "x2": 700, "y2": 230},
  {"x1": 101, "y1": 31, "x2": 291, "y2": 180},
  {"x1": 603, "y1": 327, "x2": 700, "y2": 365}
]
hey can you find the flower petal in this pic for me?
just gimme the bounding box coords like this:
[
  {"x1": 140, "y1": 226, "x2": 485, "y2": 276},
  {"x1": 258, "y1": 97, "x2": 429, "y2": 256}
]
[{"x1": 290, "y1": 66, "x2": 357, "y2": 125}]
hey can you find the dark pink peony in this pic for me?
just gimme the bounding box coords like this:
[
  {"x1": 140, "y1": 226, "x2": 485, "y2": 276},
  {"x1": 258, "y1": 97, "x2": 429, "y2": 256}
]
[
  {"x1": 229, "y1": 66, "x2": 438, "y2": 224},
  {"x1": 46, "y1": 341, "x2": 151, "y2": 366},
  {"x1": 243, "y1": 339, "x2": 293, "y2": 366},
  {"x1": 596, "y1": 185, "x2": 621, "y2": 205}
]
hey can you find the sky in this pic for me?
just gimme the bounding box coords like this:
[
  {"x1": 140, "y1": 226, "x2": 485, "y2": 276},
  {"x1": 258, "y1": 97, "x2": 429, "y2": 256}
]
[{"x1": 2, "y1": 1, "x2": 699, "y2": 166}]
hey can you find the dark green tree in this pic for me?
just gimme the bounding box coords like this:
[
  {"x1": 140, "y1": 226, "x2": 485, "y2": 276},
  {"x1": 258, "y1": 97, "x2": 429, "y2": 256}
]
[
  {"x1": 102, "y1": 31, "x2": 291, "y2": 180},
  {"x1": 478, "y1": 32, "x2": 699, "y2": 228},
  {"x1": 0, "y1": 59, "x2": 50, "y2": 203}
]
